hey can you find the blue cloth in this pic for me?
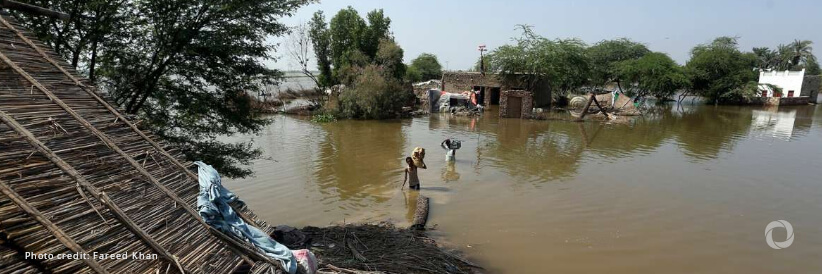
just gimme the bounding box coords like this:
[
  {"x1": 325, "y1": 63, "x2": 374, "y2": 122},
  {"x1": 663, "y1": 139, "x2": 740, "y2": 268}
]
[{"x1": 194, "y1": 161, "x2": 297, "y2": 274}]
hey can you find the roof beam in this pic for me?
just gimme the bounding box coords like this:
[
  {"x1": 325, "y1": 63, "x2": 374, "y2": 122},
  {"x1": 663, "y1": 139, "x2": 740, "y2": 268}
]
[
  {"x1": 0, "y1": 0, "x2": 70, "y2": 20},
  {"x1": 0, "y1": 179, "x2": 109, "y2": 274},
  {"x1": 0, "y1": 110, "x2": 188, "y2": 273},
  {"x1": 0, "y1": 15, "x2": 265, "y2": 229},
  {"x1": 0, "y1": 37, "x2": 282, "y2": 269}
]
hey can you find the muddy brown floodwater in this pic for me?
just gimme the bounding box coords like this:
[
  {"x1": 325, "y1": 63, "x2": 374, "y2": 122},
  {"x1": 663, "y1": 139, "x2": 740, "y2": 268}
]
[{"x1": 224, "y1": 104, "x2": 822, "y2": 273}]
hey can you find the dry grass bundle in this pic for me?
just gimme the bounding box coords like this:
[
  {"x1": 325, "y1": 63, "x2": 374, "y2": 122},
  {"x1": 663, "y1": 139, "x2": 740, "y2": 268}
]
[{"x1": 301, "y1": 223, "x2": 482, "y2": 274}]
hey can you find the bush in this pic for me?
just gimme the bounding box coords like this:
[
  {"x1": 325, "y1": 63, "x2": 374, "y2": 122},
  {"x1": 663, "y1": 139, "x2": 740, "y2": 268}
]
[
  {"x1": 339, "y1": 65, "x2": 413, "y2": 119},
  {"x1": 311, "y1": 113, "x2": 338, "y2": 123}
]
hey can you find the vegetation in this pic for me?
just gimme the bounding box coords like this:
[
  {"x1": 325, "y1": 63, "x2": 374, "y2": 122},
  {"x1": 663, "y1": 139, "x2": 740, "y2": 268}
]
[
  {"x1": 488, "y1": 25, "x2": 590, "y2": 99},
  {"x1": 406, "y1": 53, "x2": 442, "y2": 82},
  {"x1": 753, "y1": 40, "x2": 819, "y2": 74},
  {"x1": 685, "y1": 37, "x2": 759, "y2": 104},
  {"x1": 587, "y1": 38, "x2": 650, "y2": 89},
  {"x1": 15, "y1": 0, "x2": 307, "y2": 178},
  {"x1": 617, "y1": 52, "x2": 689, "y2": 100},
  {"x1": 309, "y1": 7, "x2": 412, "y2": 119},
  {"x1": 311, "y1": 113, "x2": 338, "y2": 123}
]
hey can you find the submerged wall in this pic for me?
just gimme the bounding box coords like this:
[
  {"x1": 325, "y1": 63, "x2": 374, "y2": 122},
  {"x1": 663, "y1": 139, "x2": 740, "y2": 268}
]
[{"x1": 499, "y1": 90, "x2": 534, "y2": 118}]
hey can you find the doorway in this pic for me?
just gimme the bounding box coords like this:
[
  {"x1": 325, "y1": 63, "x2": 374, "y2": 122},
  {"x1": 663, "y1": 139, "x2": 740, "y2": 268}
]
[
  {"x1": 490, "y1": 87, "x2": 501, "y2": 105},
  {"x1": 507, "y1": 96, "x2": 522, "y2": 118}
]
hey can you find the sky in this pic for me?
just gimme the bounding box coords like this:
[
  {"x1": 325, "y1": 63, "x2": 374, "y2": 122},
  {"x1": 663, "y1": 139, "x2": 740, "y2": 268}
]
[{"x1": 267, "y1": 0, "x2": 822, "y2": 71}]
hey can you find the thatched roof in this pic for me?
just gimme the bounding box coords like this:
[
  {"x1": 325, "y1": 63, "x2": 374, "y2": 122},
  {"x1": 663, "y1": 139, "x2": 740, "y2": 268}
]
[{"x1": 0, "y1": 13, "x2": 282, "y2": 273}]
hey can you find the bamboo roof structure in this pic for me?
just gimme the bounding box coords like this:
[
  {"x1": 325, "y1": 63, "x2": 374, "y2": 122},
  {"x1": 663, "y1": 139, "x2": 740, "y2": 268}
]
[{"x1": 0, "y1": 12, "x2": 284, "y2": 274}]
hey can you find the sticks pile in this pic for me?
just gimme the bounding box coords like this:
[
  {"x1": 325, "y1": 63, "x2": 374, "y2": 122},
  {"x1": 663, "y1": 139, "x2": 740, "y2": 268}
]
[
  {"x1": 302, "y1": 223, "x2": 482, "y2": 274},
  {"x1": 0, "y1": 14, "x2": 270, "y2": 273}
]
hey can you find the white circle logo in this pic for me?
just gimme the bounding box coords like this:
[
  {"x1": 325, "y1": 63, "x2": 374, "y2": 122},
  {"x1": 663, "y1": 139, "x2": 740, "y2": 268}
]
[{"x1": 765, "y1": 220, "x2": 794, "y2": 249}]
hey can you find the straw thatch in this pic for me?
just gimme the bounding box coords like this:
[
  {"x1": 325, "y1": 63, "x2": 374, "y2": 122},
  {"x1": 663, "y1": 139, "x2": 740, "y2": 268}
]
[{"x1": 0, "y1": 12, "x2": 284, "y2": 273}]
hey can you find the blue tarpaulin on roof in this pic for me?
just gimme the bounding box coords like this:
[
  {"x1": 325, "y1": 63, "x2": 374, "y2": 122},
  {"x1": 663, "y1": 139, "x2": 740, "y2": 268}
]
[{"x1": 194, "y1": 161, "x2": 297, "y2": 274}]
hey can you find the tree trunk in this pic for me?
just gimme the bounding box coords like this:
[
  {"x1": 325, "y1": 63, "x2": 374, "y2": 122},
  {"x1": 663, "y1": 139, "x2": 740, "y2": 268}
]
[
  {"x1": 410, "y1": 195, "x2": 429, "y2": 230},
  {"x1": 88, "y1": 38, "x2": 98, "y2": 82}
]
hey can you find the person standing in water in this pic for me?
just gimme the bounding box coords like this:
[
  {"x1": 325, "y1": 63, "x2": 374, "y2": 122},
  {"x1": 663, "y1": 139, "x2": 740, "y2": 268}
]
[
  {"x1": 441, "y1": 139, "x2": 459, "y2": 161},
  {"x1": 403, "y1": 157, "x2": 420, "y2": 190}
]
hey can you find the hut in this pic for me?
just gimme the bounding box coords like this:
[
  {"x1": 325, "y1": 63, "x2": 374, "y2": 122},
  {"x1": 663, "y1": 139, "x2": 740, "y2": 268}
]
[{"x1": 0, "y1": 7, "x2": 286, "y2": 274}]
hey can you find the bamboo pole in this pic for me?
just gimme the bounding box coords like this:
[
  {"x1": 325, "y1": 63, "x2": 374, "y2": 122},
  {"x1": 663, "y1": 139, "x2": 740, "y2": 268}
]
[
  {"x1": 0, "y1": 15, "x2": 263, "y2": 228},
  {"x1": 0, "y1": 0, "x2": 70, "y2": 20},
  {"x1": 0, "y1": 179, "x2": 109, "y2": 274},
  {"x1": 0, "y1": 47, "x2": 273, "y2": 265},
  {"x1": 0, "y1": 109, "x2": 187, "y2": 273}
]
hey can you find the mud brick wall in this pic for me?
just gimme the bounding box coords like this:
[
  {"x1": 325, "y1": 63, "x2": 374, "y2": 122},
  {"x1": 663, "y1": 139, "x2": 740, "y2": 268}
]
[
  {"x1": 499, "y1": 90, "x2": 533, "y2": 118},
  {"x1": 442, "y1": 72, "x2": 501, "y2": 93}
]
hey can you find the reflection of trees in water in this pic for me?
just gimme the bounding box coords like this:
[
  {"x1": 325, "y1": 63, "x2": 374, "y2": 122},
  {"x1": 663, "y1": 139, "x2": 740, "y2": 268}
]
[
  {"x1": 669, "y1": 106, "x2": 752, "y2": 160},
  {"x1": 484, "y1": 120, "x2": 584, "y2": 182},
  {"x1": 477, "y1": 104, "x2": 809, "y2": 183},
  {"x1": 314, "y1": 120, "x2": 405, "y2": 204}
]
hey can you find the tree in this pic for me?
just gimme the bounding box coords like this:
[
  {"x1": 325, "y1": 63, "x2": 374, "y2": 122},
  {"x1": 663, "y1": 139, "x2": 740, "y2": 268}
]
[
  {"x1": 805, "y1": 57, "x2": 821, "y2": 75},
  {"x1": 685, "y1": 37, "x2": 758, "y2": 104},
  {"x1": 405, "y1": 65, "x2": 422, "y2": 82},
  {"x1": 18, "y1": 0, "x2": 308, "y2": 178},
  {"x1": 784, "y1": 39, "x2": 815, "y2": 68},
  {"x1": 339, "y1": 64, "x2": 412, "y2": 119},
  {"x1": 13, "y1": 0, "x2": 128, "y2": 81},
  {"x1": 309, "y1": 11, "x2": 333, "y2": 88},
  {"x1": 616, "y1": 52, "x2": 689, "y2": 100},
  {"x1": 310, "y1": 7, "x2": 409, "y2": 119},
  {"x1": 489, "y1": 25, "x2": 590, "y2": 98},
  {"x1": 408, "y1": 53, "x2": 442, "y2": 81},
  {"x1": 587, "y1": 38, "x2": 650, "y2": 89},
  {"x1": 286, "y1": 23, "x2": 320, "y2": 88}
]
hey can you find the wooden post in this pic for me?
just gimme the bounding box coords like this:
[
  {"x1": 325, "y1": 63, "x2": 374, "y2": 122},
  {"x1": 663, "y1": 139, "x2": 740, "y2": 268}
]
[
  {"x1": 0, "y1": 179, "x2": 109, "y2": 274},
  {"x1": 0, "y1": 15, "x2": 263, "y2": 228},
  {"x1": 575, "y1": 94, "x2": 595, "y2": 121},
  {"x1": 0, "y1": 110, "x2": 189, "y2": 273},
  {"x1": 0, "y1": 109, "x2": 274, "y2": 269},
  {"x1": 0, "y1": 0, "x2": 70, "y2": 20},
  {"x1": 410, "y1": 195, "x2": 430, "y2": 230},
  {"x1": 591, "y1": 96, "x2": 611, "y2": 120}
]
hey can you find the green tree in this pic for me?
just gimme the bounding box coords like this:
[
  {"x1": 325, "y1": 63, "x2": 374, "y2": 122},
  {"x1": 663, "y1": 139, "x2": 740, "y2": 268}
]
[
  {"x1": 489, "y1": 25, "x2": 590, "y2": 99},
  {"x1": 339, "y1": 65, "x2": 412, "y2": 119},
  {"x1": 408, "y1": 53, "x2": 442, "y2": 81},
  {"x1": 685, "y1": 37, "x2": 758, "y2": 104},
  {"x1": 309, "y1": 11, "x2": 333, "y2": 87},
  {"x1": 784, "y1": 39, "x2": 815, "y2": 68},
  {"x1": 375, "y1": 38, "x2": 406, "y2": 80},
  {"x1": 19, "y1": 0, "x2": 308, "y2": 178},
  {"x1": 310, "y1": 7, "x2": 409, "y2": 119},
  {"x1": 405, "y1": 65, "x2": 422, "y2": 82},
  {"x1": 587, "y1": 38, "x2": 650, "y2": 89},
  {"x1": 616, "y1": 52, "x2": 689, "y2": 100},
  {"x1": 805, "y1": 57, "x2": 821, "y2": 75},
  {"x1": 13, "y1": 0, "x2": 127, "y2": 81}
]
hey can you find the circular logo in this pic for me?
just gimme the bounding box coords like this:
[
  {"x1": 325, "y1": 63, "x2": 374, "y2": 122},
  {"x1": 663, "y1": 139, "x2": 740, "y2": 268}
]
[{"x1": 765, "y1": 220, "x2": 794, "y2": 249}]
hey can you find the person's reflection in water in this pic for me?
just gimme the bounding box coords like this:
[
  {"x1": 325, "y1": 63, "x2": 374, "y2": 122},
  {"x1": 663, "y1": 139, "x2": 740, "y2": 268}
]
[{"x1": 442, "y1": 160, "x2": 460, "y2": 182}]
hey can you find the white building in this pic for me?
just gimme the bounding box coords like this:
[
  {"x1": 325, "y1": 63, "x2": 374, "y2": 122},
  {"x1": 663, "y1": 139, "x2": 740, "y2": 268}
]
[{"x1": 757, "y1": 69, "x2": 806, "y2": 98}]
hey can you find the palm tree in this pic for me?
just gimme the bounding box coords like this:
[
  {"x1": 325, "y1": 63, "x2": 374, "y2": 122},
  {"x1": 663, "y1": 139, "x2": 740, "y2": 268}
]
[
  {"x1": 753, "y1": 47, "x2": 779, "y2": 70},
  {"x1": 786, "y1": 39, "x2": 815, "y2": 67}
]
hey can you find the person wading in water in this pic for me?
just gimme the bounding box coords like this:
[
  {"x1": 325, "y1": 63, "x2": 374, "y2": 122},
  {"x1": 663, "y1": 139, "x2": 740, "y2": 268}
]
[
  {"x1": 441, "y1": 139, "x2": 459, "y2": 161},
  {"x1": 403, "y1": 157, "x2": 421, "y2": 190}
]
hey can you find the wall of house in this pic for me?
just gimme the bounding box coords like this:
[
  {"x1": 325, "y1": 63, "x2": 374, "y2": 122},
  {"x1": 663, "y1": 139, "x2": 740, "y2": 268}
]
[
  {"x1": 758, "y1": 69, "x2": 806, "y2": 97},
  {"x1": 499, "y1": 90, "x2": 533, "y2": 118},
  {"x1": 441, "y1": 72, "x2": 500, "y2": 93},
  {"x1": 442, "y1": 72, "x2": 552, "y2": 108},
  {"x1": 800, "y1": 75, "x2": 820, "y2": 103}
]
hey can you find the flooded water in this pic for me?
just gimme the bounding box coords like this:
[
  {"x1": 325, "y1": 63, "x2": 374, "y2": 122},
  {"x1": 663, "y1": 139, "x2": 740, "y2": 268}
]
[{"x1": 224, "y1": 104, "x2": 822, "y2": 273}]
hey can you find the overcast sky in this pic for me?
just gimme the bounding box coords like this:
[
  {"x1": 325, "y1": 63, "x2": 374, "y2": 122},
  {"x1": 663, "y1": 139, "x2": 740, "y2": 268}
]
[{"x1": 267, "y1": 0, "x2": 822, "y2": 71}]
